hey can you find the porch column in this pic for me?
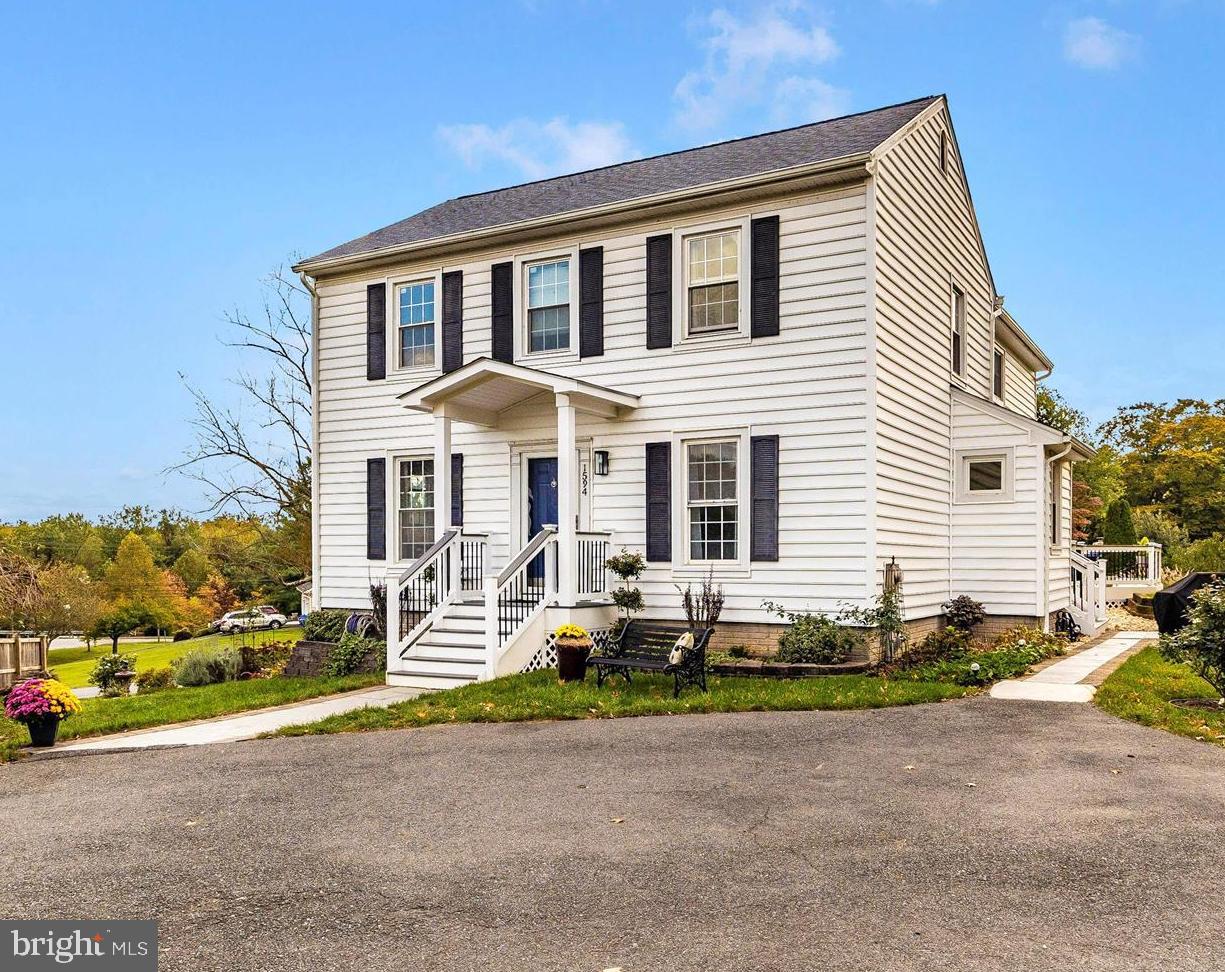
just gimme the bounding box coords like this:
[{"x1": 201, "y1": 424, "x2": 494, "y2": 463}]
[
  {"x1": 556, "y1": 393, "x2": 577, "y2": 607},
  {"x1": 434, "y1": 407, "x2": 452, "y2": 533}
]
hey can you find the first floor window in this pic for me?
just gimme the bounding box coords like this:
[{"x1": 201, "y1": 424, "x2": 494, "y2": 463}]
[
  {"x1": 687, "y1": 230, "x2": 739, "y2": 334},
  {"x1": 398, "y1": 458, "x2": 435, "y2": 560},
  {"x1": 967, "y1": 458, "x2": 1004, "y2": 493},
  {"x1": 687, "y1": 440, "x2": 738, "y2": 560},
  {"x1": 951, "y1": 284, "x2": 966, "y2": 377},
  {"x1": 398, "y1": 281, "x2": 435, "y2": 369},
  {"x1": 527, "y1": 258, "x2": 570, "y2": 352}
]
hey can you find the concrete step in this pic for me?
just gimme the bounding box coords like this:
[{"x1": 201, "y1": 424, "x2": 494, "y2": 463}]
[
  {"x1": 405, "y1": 642, "x2": 485, "y2": 661},
  {"x1": 394, "y1": 656, "x2": 485, "y2": 678},
  {"x1": 386, "y1": 671, "x2": 478, "y2": 691}
]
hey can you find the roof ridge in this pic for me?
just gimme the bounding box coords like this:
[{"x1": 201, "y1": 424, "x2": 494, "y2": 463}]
[{"x1": 439, "y1": 94, "x2": 943, "y2": 207}]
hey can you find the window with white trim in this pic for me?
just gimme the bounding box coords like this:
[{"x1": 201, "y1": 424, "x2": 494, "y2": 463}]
[
  {"x1": 993, "y1": 348, "x2": 1005, "y2": 400},
  {"x1": 951, "y1": 284, "x2": 966, "y2": 377},
  {"x1": 1049, "y1": 461, "x2": 1062, "y2": 547},
  {"x1": 955, "y1": 449, "x2": 1013, "y2": 503},
  {"x1": 397, "y1": 457, "x2": 435, "y2": 560},
  {"x1": 526, "y1": 258, "x2": 570, "y2": 352},
  {"x1": 686, "y1": 439, "x2": 738, "y2": 561},
  {"x1": 397, "y1": 281, "x2": 436, "y2": 370},
  {"x1": 686, "y1": 230, "x2": 740, "y2": 335}
]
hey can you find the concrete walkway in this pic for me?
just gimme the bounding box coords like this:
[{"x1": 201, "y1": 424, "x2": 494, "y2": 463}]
[
  {"x1": 990, "y1": 630, "x2": 1154, "y2": 702},
  {"x1": 53, "y1": 685, "x2": 422, "y2": 753}
]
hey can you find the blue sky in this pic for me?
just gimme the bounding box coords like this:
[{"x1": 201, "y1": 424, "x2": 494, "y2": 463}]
[{"x1": 1, "y1": 0, "x2": 1220, "y2": 521}]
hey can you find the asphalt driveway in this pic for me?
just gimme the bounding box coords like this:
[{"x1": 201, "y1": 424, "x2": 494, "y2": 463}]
[{"x1": 3, "y1": 697, "x2": 1224, "y2": 971}]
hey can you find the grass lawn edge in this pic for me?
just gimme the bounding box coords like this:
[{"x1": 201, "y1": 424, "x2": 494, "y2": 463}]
[{"x1": 1093, "y1": 646, "x2": 1225, "y2": 748}]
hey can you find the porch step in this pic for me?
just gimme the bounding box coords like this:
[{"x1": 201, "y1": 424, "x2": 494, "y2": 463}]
[
  {"x1": 395, "y1": 656, "x2": 484, "y2": 679},
  {"x1": 405, "y1": 642, "x2": 486, "y2": 661}
]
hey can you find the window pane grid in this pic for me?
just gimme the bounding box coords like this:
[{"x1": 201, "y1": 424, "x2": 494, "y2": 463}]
[
  {"x1": 527, "y1": 259, "x2": 570, "y2": 352},
  {"x1": 398, "y1": 281, "x2": 435, "y2": 369},
  {"x1": 398, "y1": 458, "x2": 435, "y2": 560},
  {"x1": 687, "y1": 441, "x2": 738, "y2": 561},
  {"x1": 687, "y1": 231, "x2": 739, "y2": 334}
]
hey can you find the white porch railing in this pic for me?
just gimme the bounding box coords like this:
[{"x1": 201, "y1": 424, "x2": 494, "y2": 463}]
[
  {"x1": 575, "y1": 530, "x2": 612, "y2": 600},
  {"x1": 1069, "y1": 549, "x2": 1108, "y2": 632},
  {"x1": 483, "y1": 528, "x2": 558, "y2": 679},
  {"x1": 388, "y1": 530, "x2": 488, "y2": 657},
  {"x1": 1073, "y1": 543, "x2": 1163, "y2": 585}
]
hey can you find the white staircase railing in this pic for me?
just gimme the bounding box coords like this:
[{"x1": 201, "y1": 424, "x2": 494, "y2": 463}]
[
  {"x1": 483, "y1": 527, "x2": 558, "y2": 679},
  {"x1": 388, "y1": 530, "x2": 488, "y2": 658},
  {"x1": 1073, "y1": 543, "x2": 1163, "y2": 585},
  {"x1": 1069, "y1": 549, "x2": 1108, "y2": 632}
]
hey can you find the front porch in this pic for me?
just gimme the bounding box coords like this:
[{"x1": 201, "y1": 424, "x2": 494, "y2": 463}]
[{"x1": 384, "y1": 358, "x2": 639, "y2": 688}]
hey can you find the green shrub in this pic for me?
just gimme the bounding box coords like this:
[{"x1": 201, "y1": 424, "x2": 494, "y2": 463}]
[
  {"x1": 172, "y1": 629, "x2": 193, "y2": 642},
  {"x1": 1103, "y1": 499, "x2": 1138, "y2": 545},
  {"x1": 135, "y1": 666, "x2": 176, "y2": 693},
  {"x1": 942, "y1": 595, "x2": 986, "y2": 633},
  {"x1": 763, "y1": 602, "x2": 860, "y2": 664},
  {"x1": 1160, "y1": 581, "x2": 1225, "y2": 696},
  {"x1": 304, "y1": 609, "x2": 349, "y2": 643},
  {"x1": 239, "y1": 640, "x2": 296, "y2": 676},
  {"x1": 1133, "y1": 510, "x2": 1189, "y2": 565},
  {"x1": 324, "y1": 633, "x2": 386, "y2": 677},
  {"x1": 1181, "y1": 536, "x2": 1225, "y2": 574},
  {"x1": 173, "y1": 645, "x2": 240, "y2": 687},
  {"x1": 905, "y1": 626, "x2": 1066, "y2": 686},
  {"x1": 89, "y1": 654, "x2": 136, "y2": 692},
  {"x1": 894, "y1": 626, "x2": 972, "y2": 670},
  {"x1": 727, "y1": 644, "x2": 750, "y2": 659}
]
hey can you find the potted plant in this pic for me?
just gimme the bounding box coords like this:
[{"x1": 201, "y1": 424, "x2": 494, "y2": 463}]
[
  {"x1": 553, "y1": 623, "x2": 593, "y2": 682},
  {"x1": 4, "y1": 676, "x2": 82, "y2": 747}
]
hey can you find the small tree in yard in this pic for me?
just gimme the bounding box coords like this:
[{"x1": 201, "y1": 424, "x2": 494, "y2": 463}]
[
  {"x1": 605, "y1": 549, "x2": 646, "y2": 633},
  {"x1": 675, "y1": 568, "x2": 725, "y2": 629},
  {"x1": 1161, "y1": 582, "x2": 1225, "y2": 699},
  {"x1": 90, "y1": 602, "x2": 150, "y2": 654},
  {"x1": 1103, "y1": 499, "x2": 1138, "y2": 545}
]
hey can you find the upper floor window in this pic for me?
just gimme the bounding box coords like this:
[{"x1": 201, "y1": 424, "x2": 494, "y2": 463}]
[
  {"x1": 993, "y1": 348, "x2": 1005, "y2": 399},
  {"x1": 527, "y1": 258, "x2": 570, "y2": 352},
  {"x1": 397, "y1": 281, "x2": 435, "y2": 370},
  {"x1": 939, "y1": 131, "x2": 948, "y2": 174},
  {"x1": 951, "y1": 284, "x2": 966, "y2": 377},
  {"x1": 687, "y1": 439, "x2": 738, "y2": 561},
  {"x1": 1049, "y1": 461, "x2": 1062, "y2": 547},
  {"x1": 686, "y1": 230, "x2": 739, "y2": 335},
  {"x1": 397, "y1": 457, "x2": 435, "y2": 561}
]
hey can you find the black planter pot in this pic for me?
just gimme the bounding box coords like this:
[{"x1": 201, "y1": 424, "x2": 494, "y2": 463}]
[
  {"x1": 555, "y1": 640, "x2": 591, "y2": 682},
  {"x1": 26, "y1": 715, "x2": 61, "y2": 748}
]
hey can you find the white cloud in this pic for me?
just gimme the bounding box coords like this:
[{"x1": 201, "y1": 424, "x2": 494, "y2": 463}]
[
  {"x1": 674, "y1": 2, "x2": 843, "y2": 131},
  {"x1": 771, "y1": 76, "x2": 851, "y2": 126},
  {"x1": 438, "y1": 118, "x2": 636, "y2": 180},
  {"x1": 1063, "y1": 16, "x2": 1139, "y2": 70}
]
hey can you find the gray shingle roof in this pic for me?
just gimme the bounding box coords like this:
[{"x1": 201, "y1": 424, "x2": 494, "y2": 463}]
[{"x1": 304, "y1": 95, "x2": 939, "y2": 266}]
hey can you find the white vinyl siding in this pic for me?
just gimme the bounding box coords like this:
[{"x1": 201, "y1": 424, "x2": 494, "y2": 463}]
[
  {"x1": 1001, "y1": 352, "x2": 1038, "y2": 417},
  {"x1": 871, "y1": 104, "x2": 997, "y2": 618},
  {"x1": 314, "y1": 185, "x2": 872, "y2": 617}
]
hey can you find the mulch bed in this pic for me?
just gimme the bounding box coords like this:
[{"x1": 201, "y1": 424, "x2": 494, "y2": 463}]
[{"x1": 710, "y1": 659, "x2": 870, "y2": 678}]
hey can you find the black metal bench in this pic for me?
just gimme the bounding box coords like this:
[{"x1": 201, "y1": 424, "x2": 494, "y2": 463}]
[{"x1": 586, "y1": 620, "x2": 712, "y2": 697}]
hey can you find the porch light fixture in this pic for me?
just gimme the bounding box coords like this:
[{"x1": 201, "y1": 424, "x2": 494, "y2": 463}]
[{"x1": 594, "y1": 450, "x2": 610, "y2": 476}]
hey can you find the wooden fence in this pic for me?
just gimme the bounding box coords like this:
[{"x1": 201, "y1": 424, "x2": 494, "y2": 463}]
[{"x1": 0, "y1": 633, "x2": 50, "y2": 689}]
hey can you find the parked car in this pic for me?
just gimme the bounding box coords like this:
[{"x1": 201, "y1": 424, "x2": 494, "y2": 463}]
[{"x1": 214, "y1": 608, "x2": 288, "y2": 634}]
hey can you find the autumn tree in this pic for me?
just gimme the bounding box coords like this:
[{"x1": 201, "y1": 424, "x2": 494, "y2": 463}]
[
  {"x1": 1099, "y1": 399, "x2": 1225, "y2": 539},
  {"x1": 172, "y1": 547, "x2": 212, "y2": 595},
  {"x1": 26, "y1": 562, "x2": 103, "y2": 644}
]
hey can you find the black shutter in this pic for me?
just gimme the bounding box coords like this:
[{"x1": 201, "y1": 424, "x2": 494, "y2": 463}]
[
  {"x1": 750, "y1": 215, "x2": 780, "y2": 338},
  {"x1": 645, "y1": 234, "x2": 672, "y2": 349},
  {"x1": 750, "y1": 435, "x2": 779, "y2": 562},
  {"x1": 366, "y1": 283, "x2": 386, "y2": 380},
  {"x1": 451, "y1": 453, "x2": 464, "y2": 527},
  {"x1": 366, "y1": 457, "x2": 386, "y2": 560},
  {"x1": 441, "y1": 270, "x2": 464, "y2": 373},
  {"x1": 490, "y1": 261, "x2": 514, "y2": 363},
  {"x1": 579, "y1": 246, "x2": 604, "y2": 358},
  {"x1": 645, "y1": 441, "x2": 671, "y2": 562}
]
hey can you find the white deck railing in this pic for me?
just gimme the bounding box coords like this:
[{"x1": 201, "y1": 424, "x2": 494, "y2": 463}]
[
  {"x1": 388, "y1": 530, "x2": 488, "y2": 657},
  {"x1": 1069, "y1": 550, "x2": 1108, "y2": 631},
  {"x1": 575, "y1": 530, "x2": 612, "y2": 600},
  {"x1": 1072, "y1": 543, "x2": 1163, "y2": 585}
]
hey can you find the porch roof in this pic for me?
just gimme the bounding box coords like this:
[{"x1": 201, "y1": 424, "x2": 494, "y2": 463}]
[{"x1": 397, "y1": 357, "x2": 639, "y2": 426}]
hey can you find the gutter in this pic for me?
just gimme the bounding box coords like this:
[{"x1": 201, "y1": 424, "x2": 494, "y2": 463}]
[{"x1": 293, "y1": 152, "x2": 873, "y2": 277}]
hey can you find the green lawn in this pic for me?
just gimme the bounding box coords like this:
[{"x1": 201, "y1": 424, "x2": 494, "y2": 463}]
[
  {"x1": 1, "y1": 671, "x2": 380, "y2": 761},
  {"x1": 47, "y1": 628, "x2": 303, "y2": 688},
  {"x1": 1094, "y1": 647, "x2": 1225, "y2": 747},
  {"x1": 273, "y1": 668, "x2": 972, "y2": 738}
]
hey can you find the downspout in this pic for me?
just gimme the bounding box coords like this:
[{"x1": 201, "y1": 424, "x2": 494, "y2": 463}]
[
  {"x1": 299, "y1": 271, "x2": 321, "y2": 614},
  {"x1": 1040, "y1": 440, "x2": 1075, "y2": 629}
]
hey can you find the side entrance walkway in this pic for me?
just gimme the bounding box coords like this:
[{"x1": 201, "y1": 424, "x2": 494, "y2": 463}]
[
  {"x1": 990, "y1": 630, "x2": 1154, "y2": 702},
  {"x1": 52, "y1": 685, "x2": 422, "y2": 754}
]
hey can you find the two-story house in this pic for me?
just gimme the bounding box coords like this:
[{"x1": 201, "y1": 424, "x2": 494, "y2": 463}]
[{"x1": 294, "y1": 95, "x2": 1100, "y2": 691}]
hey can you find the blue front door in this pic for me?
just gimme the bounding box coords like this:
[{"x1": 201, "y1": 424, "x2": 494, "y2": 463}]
[{"x1": 527, "y1": 457, "x2": 559, "y2": 538}]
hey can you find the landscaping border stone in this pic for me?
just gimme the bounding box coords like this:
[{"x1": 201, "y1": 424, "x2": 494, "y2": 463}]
[{"x1": 710, "y1": 659, "x2": 871, "y2": 678}]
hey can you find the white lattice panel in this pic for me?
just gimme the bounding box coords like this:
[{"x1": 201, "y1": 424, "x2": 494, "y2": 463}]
[{"x1": 521, "y1": 626, "x2": 614, "y2": 673}]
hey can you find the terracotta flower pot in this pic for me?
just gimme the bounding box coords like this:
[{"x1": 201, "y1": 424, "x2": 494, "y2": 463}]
[
  {"x1": 25, "y1": 714, "x2": 60, "y2": 748},
  {"x1": 555, "y1": 638, "x2": 592, "y2": 682}
]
